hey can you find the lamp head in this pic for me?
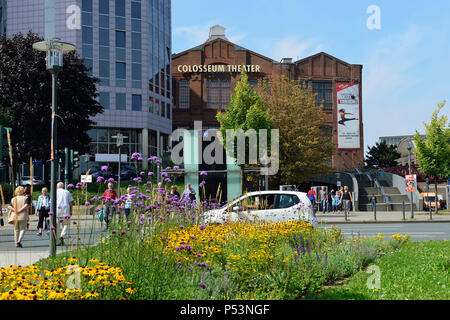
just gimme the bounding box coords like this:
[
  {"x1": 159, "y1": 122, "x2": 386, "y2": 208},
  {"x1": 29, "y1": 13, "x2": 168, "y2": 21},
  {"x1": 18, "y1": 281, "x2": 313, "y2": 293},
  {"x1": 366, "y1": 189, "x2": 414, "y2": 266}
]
[{"x1": 33, "y1": 38, "x2": 76, "y2": 72}]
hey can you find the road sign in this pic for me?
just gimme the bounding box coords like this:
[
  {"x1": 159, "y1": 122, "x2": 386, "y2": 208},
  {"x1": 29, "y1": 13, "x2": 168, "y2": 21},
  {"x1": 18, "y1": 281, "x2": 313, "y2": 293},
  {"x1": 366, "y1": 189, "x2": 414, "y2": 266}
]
[
  {"x1": 405, "y1": 175, "x2": 416, "y2": 193},
  {"x1": 81, "y1": 174, "x2": 92, "y2": 183}
]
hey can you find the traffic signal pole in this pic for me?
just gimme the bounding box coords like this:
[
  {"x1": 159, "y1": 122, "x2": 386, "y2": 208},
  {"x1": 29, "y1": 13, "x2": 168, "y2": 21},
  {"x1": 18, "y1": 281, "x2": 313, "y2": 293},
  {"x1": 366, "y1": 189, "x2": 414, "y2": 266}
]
[{"x1": 64, "y1": 147, "x2": 69, "y2": 188}]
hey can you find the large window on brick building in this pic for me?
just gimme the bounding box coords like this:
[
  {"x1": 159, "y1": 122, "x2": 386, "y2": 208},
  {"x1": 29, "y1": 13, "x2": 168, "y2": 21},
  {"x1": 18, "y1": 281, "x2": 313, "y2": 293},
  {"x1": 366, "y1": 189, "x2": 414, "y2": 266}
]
[
  {"x1": 207, "y1": 72, "x2": 231, "y2": 109},
  {"x1": 312, "y1": 81, "x2": 332, "y2": 110},
  {"x1": 178, "y1": 79, "x2": 190, "y2": 109}
]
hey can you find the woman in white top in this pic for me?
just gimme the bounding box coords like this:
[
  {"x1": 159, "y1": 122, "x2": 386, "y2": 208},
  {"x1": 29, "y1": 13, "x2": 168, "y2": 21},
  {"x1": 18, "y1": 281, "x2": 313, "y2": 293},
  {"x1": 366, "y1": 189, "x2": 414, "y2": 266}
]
[{"x1": 36, "y1": 187, "x2": 51, "y2": 236}]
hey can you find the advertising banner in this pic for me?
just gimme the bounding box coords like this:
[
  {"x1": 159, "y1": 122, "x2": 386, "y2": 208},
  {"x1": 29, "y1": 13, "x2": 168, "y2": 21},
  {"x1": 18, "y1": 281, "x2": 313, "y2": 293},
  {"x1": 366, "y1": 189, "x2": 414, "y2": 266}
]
[
  {"x1": 405, "y1": 174, "x2": 417, "y2": 193},
  {"x1": 336, "y1": 83, "x2": 360, "y2": 149}
]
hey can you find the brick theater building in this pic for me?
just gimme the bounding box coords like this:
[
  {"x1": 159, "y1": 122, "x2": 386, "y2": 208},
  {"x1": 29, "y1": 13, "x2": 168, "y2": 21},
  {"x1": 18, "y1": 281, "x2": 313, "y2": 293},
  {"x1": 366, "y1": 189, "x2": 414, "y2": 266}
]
[{"x1": 172, "y1": 25, "x2": 364, "y2": 199}]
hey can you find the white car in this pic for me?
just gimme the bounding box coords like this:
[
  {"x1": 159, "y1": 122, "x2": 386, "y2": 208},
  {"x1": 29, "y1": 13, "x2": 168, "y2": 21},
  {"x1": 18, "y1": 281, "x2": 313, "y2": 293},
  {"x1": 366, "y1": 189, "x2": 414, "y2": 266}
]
[{"x1": 203, "y1": 191, "x2": 318, "y2": 226}]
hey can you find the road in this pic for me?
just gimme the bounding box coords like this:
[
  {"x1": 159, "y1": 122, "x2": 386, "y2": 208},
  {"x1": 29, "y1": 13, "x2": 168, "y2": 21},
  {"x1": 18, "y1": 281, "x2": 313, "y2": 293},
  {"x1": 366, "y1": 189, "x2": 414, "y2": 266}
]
[
  {"x1": 321, "y1": 223, "x2": 450, "y2": 241},
  {"x1": 1, "y1": 217, "x2": 449, "y2": 267}
]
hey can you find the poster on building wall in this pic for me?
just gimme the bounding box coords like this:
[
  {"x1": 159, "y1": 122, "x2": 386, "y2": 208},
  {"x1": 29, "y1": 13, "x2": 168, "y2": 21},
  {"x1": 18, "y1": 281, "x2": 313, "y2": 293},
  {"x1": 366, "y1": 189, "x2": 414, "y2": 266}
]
[
  {"x1": 405, "y1": 175, "x2": 416, "y2": 193},
  {"x1": 336, "y1": 83, "x2": 360, "y2": 149}
]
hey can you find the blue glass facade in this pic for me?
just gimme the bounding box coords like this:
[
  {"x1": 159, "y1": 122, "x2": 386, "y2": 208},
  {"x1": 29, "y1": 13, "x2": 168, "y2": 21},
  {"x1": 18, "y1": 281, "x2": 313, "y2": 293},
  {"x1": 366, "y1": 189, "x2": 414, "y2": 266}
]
[{"x1": 2, "y1": 0, "x2": 172, "y2": 169}]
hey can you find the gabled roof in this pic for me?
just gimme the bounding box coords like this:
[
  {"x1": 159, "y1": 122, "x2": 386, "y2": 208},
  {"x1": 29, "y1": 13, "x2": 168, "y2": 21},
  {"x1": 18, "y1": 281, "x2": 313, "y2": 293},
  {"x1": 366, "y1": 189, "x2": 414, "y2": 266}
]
[
  {"x1": 172, "y1": 37, "x2": 277, "y2": 63},
  {"x1": 295, "y1": 51, "x2": 361, "y2": 67}
]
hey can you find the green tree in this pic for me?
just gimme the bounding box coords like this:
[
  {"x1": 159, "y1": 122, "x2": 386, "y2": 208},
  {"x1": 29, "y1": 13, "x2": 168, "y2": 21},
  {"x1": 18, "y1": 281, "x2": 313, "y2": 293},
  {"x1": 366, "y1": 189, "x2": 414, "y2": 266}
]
[
  {"x1": 217, "y1": 70, "x2": 273, "y2": 190},
  {"x1": 414, "y1": 101, "x2": 450, "y2": 212},
  {"x1": 365, "y1": 141, "x2": 401, "y2": 169},
  {"x1": 0, "y1": 32, "x2": 103, "y2": 164},
  {"x1": 258, "y1": 75, "x2": 334, "y2": 186}
]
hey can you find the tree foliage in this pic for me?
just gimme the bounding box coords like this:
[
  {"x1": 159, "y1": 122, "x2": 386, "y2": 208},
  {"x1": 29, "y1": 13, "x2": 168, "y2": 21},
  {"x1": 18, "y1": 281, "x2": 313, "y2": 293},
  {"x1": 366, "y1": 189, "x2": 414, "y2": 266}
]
[
  {"x1": 365, "y1": 141, "x2": 401, "y2": 169},
  {"x1": 0, "y1": 32, "x2": 103, "y2": 163},
  {"x1": 414, "y1": 101, "x2": 450, "y2": 212},
  {"x1": 216, "y1": 70, "x2": 273, "y2": 166},
  {"x1": 414, "y1": 101, "x2": 450, "y2": 178},
  {"x1": 258, "y1": 75, "x2": 334, "y2": 186}
]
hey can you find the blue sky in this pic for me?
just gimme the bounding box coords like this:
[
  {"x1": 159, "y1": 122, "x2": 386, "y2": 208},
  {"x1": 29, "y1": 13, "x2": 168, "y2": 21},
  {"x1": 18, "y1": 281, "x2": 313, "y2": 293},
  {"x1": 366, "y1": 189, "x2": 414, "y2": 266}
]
[{"x1": 172, "y1": 0, "x2": 450, "y2": 154}]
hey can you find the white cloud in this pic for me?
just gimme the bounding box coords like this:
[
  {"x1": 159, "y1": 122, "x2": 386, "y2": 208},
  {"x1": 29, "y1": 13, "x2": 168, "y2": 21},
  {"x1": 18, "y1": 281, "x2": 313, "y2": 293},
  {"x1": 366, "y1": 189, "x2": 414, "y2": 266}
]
[
  {"x1": 272, "y1": 36, "x2": 323, "y2": 61},
  {"x1": 174, "y1": 24, "x2": 211, "y2": 47},
  {"x1": 173, "y1": 24, "x2": 247, "y2": 50}
]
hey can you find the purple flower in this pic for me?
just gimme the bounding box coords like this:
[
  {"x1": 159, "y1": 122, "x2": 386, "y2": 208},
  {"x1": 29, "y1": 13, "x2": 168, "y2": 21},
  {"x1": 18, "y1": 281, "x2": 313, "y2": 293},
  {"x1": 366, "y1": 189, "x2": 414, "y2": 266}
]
[
  {"x1": 148, "y1": 172, "x2": 154, "y2": 177},
  {"x1": 199, "y1": 225, "x2": 206, "y2": 231},
  {"x1": 199, "y1": 181, "x2": 206, "y2": 188},
  {"x1": 101, "y1": 165, "x2": 109, "y2": 171},
  {"x1": 165, "y1": 166, "x2": 172, "y2": 171},
  {"x1": 173, "y1": 166, "x2": 180, "y2": 170},
  {"x1": 131, "y1": 153, "x2": 141, "y2": 160},
  {"x1": 67, "y1": 184, "x2": 74, "y2": 189},
  {"x1": 161, "y1": 172, "x2": 168, "y2": 178},
  {"x1": 199, "y1": 282, "x2": 206, "y2": 289},
  {"x1": 48, "y1": 212, "x2": 54, "y2": 216},
  {"x1": 84, "y1": 202, "x2": 90, "y2": 206},
  {"x1": 111, "y1": 230, "x2": 117, "y2": 235},
  {"x1": 140, "y1": 171, "x2": 145, "y2": 176},
  {"x1": 120, "y1": 230, "x2": 126, "y2": 235},
  {"x1": 96, "y1": 176, "x2": 104, "y2": 183},
  {"x1": 137, "y1": 157, "x2": 143, "y2": 161},
  {"x1": 200, "y1": 171, "x2": 208, "y2": 176},
  {"x1": 165, "y1": 178, "x2": 172, "y2": 183},
  {"x1": 50, "y1": 226, "x2": 56, "y2": 230}
]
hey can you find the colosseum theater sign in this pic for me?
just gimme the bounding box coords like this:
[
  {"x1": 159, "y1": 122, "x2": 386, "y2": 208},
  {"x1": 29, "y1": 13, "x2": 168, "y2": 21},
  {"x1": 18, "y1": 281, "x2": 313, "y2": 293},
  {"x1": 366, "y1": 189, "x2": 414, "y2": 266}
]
[{"x1": 177, "y1": 64, "x2": 261, "y2": 73}]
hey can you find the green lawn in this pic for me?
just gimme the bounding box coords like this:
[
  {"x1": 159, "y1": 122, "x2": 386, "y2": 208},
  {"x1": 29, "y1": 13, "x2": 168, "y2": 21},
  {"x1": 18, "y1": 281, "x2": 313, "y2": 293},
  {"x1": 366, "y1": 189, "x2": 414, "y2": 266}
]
[{"x1": 308, "y1": 241, "x2": 450, "y2": 300}]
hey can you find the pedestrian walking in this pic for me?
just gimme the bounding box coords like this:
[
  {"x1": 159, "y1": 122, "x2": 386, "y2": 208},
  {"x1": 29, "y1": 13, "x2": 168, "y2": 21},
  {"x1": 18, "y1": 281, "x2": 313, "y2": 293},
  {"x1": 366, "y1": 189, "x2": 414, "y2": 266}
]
[
  {"x1": 318, "y1": 186, "x2": 327, "y2": 214},
  {"x1": 169, "y1": 186, "x2": 180, "y2": 200},
  {"x1": 56, "y1": 182, "x2": 73, "y2": 246},
  {"x1": 181, "y1": 183, "x2": 196, "y2": 202},
  {"x1": 370, "y1": 194, "x2": 377, "y2": 212},
  {"x1": 333, "y1": 192, "x2": 341, "y2": 214},
  {"x1": 340, "y1": 186, "x2": 353, "y2": 216},
  {"x1": 122, "y1": 187, "x2": 133, "y2": 220},
  {"x1": 102, "y1": 182, "x2": 118, "y2": 229},
  {"x1": 36, "y1": 187, "x2": 51, "y2": 236},
  {"x1": 328, "y1": 189, "x2": 335, "y2": 213},
  {"x1": 307, "y1": 188, "x2": 316, "y2": 212},
  {"x1": 23, "y1": 184, "x2": 34, "y2": 229},
  {"x1": 7, "y1": 186, "x2": 30, "y2": 248}
]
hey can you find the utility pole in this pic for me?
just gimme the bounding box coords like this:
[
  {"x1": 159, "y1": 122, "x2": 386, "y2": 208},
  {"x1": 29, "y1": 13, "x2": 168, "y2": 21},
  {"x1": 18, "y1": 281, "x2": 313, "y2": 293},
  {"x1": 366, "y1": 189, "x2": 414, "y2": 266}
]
[{"x1": 407, "y1": 140, "x2": 414, "y2": 219}]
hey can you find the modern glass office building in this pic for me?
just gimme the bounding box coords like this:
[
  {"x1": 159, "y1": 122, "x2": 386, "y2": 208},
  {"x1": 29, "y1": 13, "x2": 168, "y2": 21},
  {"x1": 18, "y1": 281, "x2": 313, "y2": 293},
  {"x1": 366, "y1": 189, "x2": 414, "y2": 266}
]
[{"x1": 1, "y1": 0, "x2": 172, "y2": 171}]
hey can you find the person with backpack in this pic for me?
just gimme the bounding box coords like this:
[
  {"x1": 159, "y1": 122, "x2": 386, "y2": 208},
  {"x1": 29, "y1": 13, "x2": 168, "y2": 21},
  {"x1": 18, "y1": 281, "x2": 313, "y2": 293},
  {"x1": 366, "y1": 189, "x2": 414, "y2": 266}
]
[{"x1": 307, "y1": 188, "x2": 316, "y2": 212}]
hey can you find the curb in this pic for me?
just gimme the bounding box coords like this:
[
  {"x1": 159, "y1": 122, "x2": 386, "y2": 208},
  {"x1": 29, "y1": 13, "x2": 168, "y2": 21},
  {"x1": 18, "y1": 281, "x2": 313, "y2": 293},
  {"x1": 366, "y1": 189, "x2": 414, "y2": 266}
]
[{"x1": 318, "y1": 220, "x2": 450, "y2": 225}]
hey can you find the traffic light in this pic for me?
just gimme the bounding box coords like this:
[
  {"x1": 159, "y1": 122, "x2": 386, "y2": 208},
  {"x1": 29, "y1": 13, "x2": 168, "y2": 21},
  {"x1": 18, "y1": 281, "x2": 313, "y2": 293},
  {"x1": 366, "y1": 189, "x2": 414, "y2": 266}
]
[
  {"x1": 0, "y1": 126, "x2": 12, "y2": 163},
  {"x1": 73, "y1": 151, "x2": 80, "y2": 169},
  {"x1": 70, "y1": 150, "x2": 80, "y2": 170},
  {"x1": 57, "y1": 150, "x2": 65, "y2": 165}
]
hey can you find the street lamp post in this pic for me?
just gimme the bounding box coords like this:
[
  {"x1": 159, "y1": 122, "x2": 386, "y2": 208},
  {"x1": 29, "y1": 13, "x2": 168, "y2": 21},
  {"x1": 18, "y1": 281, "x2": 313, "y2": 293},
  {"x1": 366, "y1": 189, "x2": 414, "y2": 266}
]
[
  {"x1": 33, "y1": 38, "x2": 76, "y2": 257},
  {"x1": 407, "y1": 140, "x2": 414, "y2": 219},
  {"x1": 112, "y1": 133, "x2": 127, "y2": 198}
]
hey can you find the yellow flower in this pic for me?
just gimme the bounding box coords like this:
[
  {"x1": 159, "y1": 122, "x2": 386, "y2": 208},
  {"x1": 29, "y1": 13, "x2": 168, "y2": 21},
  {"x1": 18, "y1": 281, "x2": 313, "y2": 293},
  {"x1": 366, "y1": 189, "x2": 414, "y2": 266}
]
[
  {"x1": 82, "y1": 292, "x2": 99, "y2": 299},
  {"x1": 125, "y1": 287, "x2": 137, "y2": 294}
]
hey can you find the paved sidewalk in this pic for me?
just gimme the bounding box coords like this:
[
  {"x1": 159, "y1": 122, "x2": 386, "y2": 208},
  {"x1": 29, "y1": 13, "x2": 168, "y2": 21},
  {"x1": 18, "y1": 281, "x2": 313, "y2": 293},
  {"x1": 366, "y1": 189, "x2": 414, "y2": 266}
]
[
  {"x1": 0, "y1": 215, "x2": 103, "y2": 268},
  {"x1": 316, "y1": 210, "x2": 450, "y2": 224}
]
